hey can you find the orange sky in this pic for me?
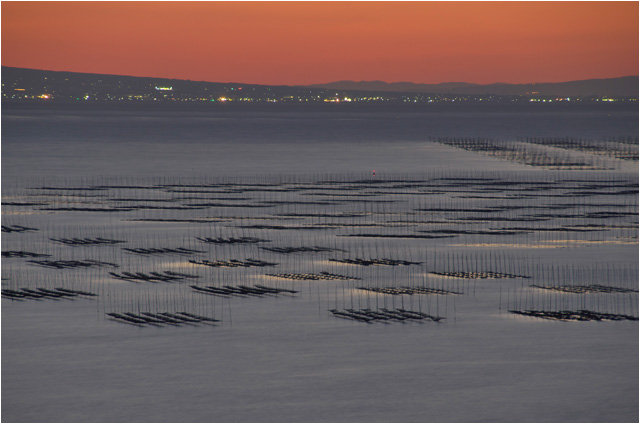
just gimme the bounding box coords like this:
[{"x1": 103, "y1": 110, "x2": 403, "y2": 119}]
[{"x1": 2, "y1": 1, "x2": 638, "y2": 85}]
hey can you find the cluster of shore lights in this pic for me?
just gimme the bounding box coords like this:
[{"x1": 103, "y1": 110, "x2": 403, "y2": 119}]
[
  {"x1": 324, "y1": 97, "x2": 353, "y2": 102},
  {"x1": 529, "y1": 98, "x2": 571, "y2": 102}
]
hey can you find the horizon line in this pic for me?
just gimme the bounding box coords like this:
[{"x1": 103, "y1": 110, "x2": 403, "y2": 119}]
[{"x1": 3, "y1": 65, "x2": 638, "y2": 88}]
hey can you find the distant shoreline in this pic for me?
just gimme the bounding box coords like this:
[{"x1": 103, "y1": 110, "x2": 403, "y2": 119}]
[{"x1": 3, "y1": 100, "x2": 638, "y2": 114}]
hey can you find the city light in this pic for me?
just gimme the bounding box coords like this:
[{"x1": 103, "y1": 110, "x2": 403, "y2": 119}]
[{"x1": 2, "y1": 69, "x2": 636, "y2": 105}]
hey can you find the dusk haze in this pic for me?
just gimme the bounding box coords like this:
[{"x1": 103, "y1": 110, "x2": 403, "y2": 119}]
[
  {"x1": 2, "y1": 2, "x2": 638, "y2": 424},
  {"x1": 2, "y1": 1, "x2": 638, "y2": 85}
]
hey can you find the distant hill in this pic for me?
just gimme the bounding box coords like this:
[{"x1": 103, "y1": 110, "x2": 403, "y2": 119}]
[
  {"x1": 1, "y1": 66, "x2": 313, "y2": 103},
  {"x1": 2, "y1": 66, "x2": 637, "y2": 103},
  {"x1": 306, "y1": 76, "x2": 639, "y2": 97}
]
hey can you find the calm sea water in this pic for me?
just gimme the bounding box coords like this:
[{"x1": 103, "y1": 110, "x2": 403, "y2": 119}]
[
  {"x1": 2, "y1": 102, "x2": 637, "y2": 181},
  {"x1": 2, "y1": 102, "x2": 638, "y2": 423}
]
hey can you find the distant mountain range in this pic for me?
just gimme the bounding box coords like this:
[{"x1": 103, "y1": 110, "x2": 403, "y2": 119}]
[
  {"x1": 2, "y1": 66, "x2": 637, "y2": 102},
  {"x1": 306, "y1": 76, "x2": 639, "y2": 97}
]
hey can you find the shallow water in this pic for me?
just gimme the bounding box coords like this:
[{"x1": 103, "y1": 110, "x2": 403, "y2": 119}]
[
  {"x1": 2, "y1": 103, "x2": 638, "y2": 422},
  {"x1": 3, "y1": 102, "x2": 638, "y2": 179}
]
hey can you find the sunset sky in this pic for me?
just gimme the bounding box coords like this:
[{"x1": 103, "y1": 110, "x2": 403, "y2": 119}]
[{"x1": 2, "y1": 1, "x2": 638, "y2": 85}]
